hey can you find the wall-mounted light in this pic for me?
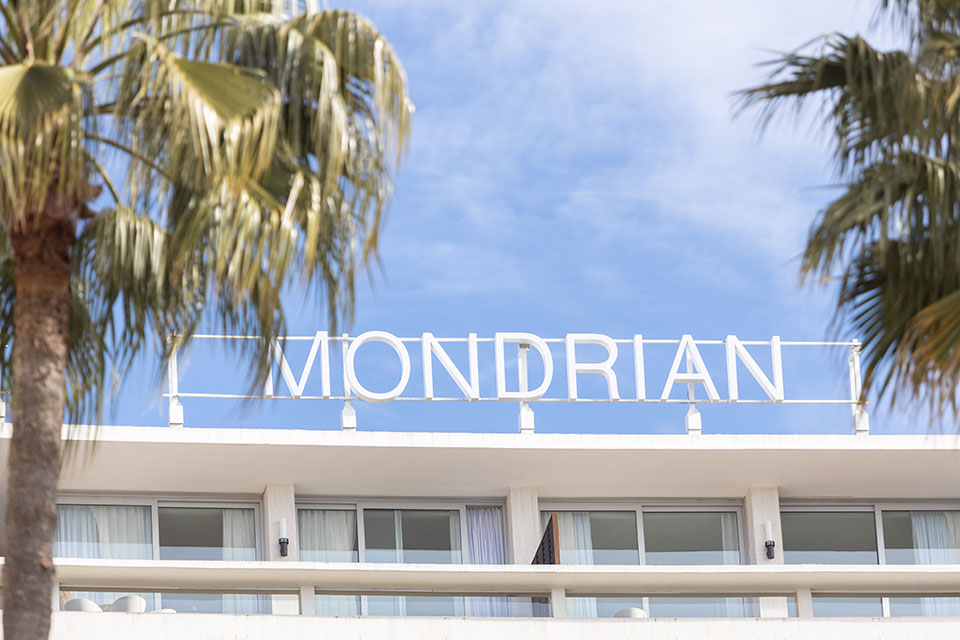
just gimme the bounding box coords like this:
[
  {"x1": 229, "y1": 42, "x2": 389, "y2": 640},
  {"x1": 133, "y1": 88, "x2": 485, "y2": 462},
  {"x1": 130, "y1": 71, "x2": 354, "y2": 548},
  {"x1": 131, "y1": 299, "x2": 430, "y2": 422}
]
[
  {"x1": 279, "y1": 516, "x2": 289, "y2": 557},
  {"x1": 764, "y1": 520, "x2": 775, "y2": 560}
]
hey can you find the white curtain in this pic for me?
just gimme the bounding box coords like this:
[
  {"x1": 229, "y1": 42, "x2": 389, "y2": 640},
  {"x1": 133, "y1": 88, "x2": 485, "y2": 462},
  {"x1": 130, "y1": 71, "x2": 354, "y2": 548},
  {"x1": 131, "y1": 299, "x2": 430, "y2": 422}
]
[
  {"x1": 719, "y1": 512, "x2": 746, "y2": 617},
  {"x1": 910, "y1": 511, "x2": 960, "y2": 616},
  {"x1": 558, "y1": 512, "x2": 597, "y2": 618},
  {"x1": 466, "y1": 506, "x2": 508, "y2": 617},
  {"x1": 56, "y1": 505, "x2": 152, "y2": 609},
  {"x1": 221, "y1": 509, "x2": 258, "y2": 614},
  {"x1": 298, "y1": 509, "x2": 359, "y2": 615},
  {"x1": 57, "y1": 505, "x2": 152, "y2": 559}
]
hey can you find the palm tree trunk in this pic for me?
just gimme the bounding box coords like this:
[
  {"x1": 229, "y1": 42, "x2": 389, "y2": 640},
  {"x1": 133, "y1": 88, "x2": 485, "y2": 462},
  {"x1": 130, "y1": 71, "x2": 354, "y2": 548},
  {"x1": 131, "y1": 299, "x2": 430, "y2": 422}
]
[{"x1": 3, "y1": 218, "x2": 74, "y2": 640}]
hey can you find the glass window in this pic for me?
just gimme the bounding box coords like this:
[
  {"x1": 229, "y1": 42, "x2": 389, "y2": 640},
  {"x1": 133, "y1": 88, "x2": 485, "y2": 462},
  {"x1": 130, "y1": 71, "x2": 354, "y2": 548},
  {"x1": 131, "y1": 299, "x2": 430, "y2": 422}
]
[
  {"x1": 299, "y1": 508, "x2": 360, "y2": 615},
  {"x1": 541, "y1": 511, "x2": 639, "y2": 565},
  {"x1": 644, "y1": 511, "x2": 747, "y2": 617},
  {"x1": 643, "y1": 512, "x2": 740, "y2": 565},
  {"x1": 366, "y1": 593, "x2": 465, "y2": 617},
  {"x1": 785, "y1": 595, "x2": 884, "y2": 618},
  {"x1": 882, "y1": 510, "x2": 960, "y2": 616},
  {"x1": 301, "y1": 505, "x2": 512, "y2": 617},
  {"x1": 363, "y1": 509, "x2": 461, "y2": 564},
  {"x1": 158, "y1": 507, "x2": 259, "y2": 614},
  {"x1": 55, "y1": 504, "x2": 154, "y2": 612},
  {"x1": 159, "y1": 507, "x2": 256, "y2": 561},
  {"x1": 298, "y1": 509, "x2": 358, "y2": 562},
  {"x1": 465, "y1": 506, "x2": 505, "y2": 564},
  {"x1": 889, "y1": 596, "x2": 960, "y2": 616},
  {"x1": 882, "y1": 510, "x2": 960, "y2": 564},
  {"x1": 813, "y1": 597, "x2": 883, "y2": 617},
  {"x1": 56, "y1": 504, "x2": 152, "y2": 560},
  {"x1": 781, "y1": 511, "x2": 878, "y2": 564},
  {"x1": 363, "y1": 509, "x2": 462, "y2": 616},
  {"x1": 781, "y1": 510, "x2": 880, "y2": 616},
  {"x1": 545, "y1": 509, "x2": 748, "y2": 618}
]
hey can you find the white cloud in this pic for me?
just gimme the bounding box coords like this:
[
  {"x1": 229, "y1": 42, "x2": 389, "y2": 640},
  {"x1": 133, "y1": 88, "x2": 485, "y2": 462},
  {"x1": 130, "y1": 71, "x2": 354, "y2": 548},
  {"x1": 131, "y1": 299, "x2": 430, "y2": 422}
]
[
  {"x1": 356, "y1": 0, "x2": 885, "y2": 295},
  {"x1": 386, "y1": 241, "x2": 530, "y2": 295}
]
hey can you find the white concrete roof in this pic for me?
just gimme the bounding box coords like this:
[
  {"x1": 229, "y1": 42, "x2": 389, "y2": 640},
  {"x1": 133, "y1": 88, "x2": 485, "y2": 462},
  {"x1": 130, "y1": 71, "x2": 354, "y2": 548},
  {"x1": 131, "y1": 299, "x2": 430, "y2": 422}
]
[{"x1": 3, "y1": 425, "x2": 956, "y2": 499}]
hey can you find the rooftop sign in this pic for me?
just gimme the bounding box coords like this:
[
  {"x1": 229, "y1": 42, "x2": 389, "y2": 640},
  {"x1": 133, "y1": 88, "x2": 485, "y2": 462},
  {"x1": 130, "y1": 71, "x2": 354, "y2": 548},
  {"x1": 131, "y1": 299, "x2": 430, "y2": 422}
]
[{"x1": 166, "y1": 332, "x2": 871, "y2": 434}]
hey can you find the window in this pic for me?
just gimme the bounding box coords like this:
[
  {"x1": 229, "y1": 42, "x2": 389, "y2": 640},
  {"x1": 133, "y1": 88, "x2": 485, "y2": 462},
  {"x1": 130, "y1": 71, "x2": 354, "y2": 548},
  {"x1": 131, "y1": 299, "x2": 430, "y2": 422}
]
[
  {"x1": 781, "y1": 506, "x2": 960, "y2": 617},
  {"x1": 882, "y1": 510, "x2": 960, "y2": 616},
  {"x1": 56, "y1": 504, "x2": 153, "y2": 560},
  {"x1": 298, "y1": 503, "x2": 521, "y2": 617},
  {"x1": 643, "y1": 512, "x2": 739, "y2": 566},
  {"x1": 781, "y1": 511, "x2": 878, "y2": 565},
  {"x1": 363, "y1": 509, "x2": 461, "y2": 564},
  {"x1": 55, "y1": 504, "x2": 154, "y2": 611},
  {"x1": 643, "y1": 511, "x2": 746, "y2": 618},
  {"x1": 157, "y1": 506, "x2": 258, "y2": 613},
  {"x1": 364, "y1": 508, "x2": 462, "y2": 616},
  {"x1": 882, "y1": 510, "x2": 960, "y2": 564},
  {"x1": 541, "y1": 506, "x2": 748, "y2": 618},
  {"x1": 543, "y1": 511, "x2": 639, "y2": 566},
  {"x1": 781, "y1": 510, "x2": 881, "y2": 617},
  {"x1": 55, "y1": 499, "x2": 261, "y2": 614}
]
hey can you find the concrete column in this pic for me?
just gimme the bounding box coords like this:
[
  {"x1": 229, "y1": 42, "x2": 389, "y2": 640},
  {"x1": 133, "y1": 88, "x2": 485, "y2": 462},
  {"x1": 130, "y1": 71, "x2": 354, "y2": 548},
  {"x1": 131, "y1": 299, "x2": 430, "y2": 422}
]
[
  {"x1": 299, "y1": 586, "x2": 316, "y2": 616},
  {"x1": 262, "y1": 483, "x2": 300, "y2": 614},
  {"x1": 549, "y1": 587, "x2": 567, "y2": 618},
  {"x1": 796, "y1": 588, "x2": 814, "y2": 618},
  {"x1": 744, "y1": 486, "x2": 788, "y2": 617},
  {"x1": 505, "y1": 487, "x2": 541, "y2": 564}
]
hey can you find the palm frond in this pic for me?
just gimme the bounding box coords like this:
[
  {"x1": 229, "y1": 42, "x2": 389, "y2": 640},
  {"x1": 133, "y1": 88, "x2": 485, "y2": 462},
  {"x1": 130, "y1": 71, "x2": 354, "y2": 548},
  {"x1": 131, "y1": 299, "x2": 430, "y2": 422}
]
[
  {"x1": 739, "y1": 35, "x2": 938, "y2": 178},
  {"x1": 0, "y1": 62, "x2": 90, "y2": 223},
  {"x1": 0, "y1": 3, "x2": 412, "y2": 424},
  {"x1": 116, "y1": 38, "x2": 281, "y2": 204},
  {"x1": 742, "y1": 5, "x2": 960, "y2": 415}
]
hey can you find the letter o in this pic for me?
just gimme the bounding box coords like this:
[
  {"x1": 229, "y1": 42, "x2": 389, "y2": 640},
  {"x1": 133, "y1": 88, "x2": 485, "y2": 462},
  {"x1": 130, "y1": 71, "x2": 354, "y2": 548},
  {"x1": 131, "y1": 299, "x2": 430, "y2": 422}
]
[{"x1": 345, "y1": 331, "x2": 411, "y2": 402}]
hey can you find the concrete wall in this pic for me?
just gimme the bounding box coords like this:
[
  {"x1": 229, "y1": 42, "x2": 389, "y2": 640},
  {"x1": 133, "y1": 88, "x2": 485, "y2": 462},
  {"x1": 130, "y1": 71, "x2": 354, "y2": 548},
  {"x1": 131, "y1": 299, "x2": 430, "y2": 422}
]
[{"x1": 43, "y1": 612, "x2": 960, "y2": 640}]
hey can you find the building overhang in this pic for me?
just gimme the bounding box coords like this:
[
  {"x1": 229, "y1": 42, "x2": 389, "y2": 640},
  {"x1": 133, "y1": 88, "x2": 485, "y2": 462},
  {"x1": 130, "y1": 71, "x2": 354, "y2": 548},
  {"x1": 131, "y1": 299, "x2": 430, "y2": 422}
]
[{"x1": 0, "y1": 425, "x2": 953, "y2": 499}]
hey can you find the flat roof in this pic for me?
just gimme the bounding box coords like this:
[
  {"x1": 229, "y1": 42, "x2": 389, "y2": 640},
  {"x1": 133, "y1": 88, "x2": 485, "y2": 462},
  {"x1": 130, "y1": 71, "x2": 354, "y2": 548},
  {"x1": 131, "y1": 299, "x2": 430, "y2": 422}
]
[{"x1": 4, "y1": 425, "x2": 956, "y2": 500}]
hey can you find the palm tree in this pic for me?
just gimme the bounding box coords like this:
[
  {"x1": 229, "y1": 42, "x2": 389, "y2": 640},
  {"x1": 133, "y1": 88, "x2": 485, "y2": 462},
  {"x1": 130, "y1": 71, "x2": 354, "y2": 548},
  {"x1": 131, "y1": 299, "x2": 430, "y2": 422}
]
[
  {"x1": 740, "y1": 0, "x2": 960, "y2": 415},
  {"x1": 0, "y1": 2, "x2": 412, "y2": 639}
]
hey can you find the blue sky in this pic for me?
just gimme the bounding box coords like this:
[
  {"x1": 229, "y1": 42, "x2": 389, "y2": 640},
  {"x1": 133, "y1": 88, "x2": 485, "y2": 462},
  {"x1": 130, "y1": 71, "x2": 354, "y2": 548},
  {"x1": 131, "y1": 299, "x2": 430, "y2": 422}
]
[{"x1": 111, "y1": 1, "x2": 931, "y2": 435}]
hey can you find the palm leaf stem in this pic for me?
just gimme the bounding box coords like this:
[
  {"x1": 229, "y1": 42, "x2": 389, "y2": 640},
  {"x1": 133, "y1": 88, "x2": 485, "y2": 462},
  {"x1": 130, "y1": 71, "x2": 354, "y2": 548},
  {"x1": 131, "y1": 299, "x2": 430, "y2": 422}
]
[
  {"x1": 86, "y1": 21, "x2": 236, "y2": 77},
  {"x1": 0, "y1": 39, "x2": 17, "y2": 65},
  {"x1": 81, "y1": 147, "x2": 121, "y2": 205},
  {"x1": 82, "y1": 9, "x2": 235, "y2": 56},
  {"x1": 52, "y1": 0, "x2": 90, "y2": 63},
  {"x1": 84, "y1": 132, "x2": 175, "y2": 182},
  {"x1": 71, "y1": 0, "x2": 108, "y2": 69},
  {"x1": 0, "y1": 2, "x2": 25, "y2": 58},
  {"x1": 10, "y1": 0, "x2": 33, "y2": 60}
]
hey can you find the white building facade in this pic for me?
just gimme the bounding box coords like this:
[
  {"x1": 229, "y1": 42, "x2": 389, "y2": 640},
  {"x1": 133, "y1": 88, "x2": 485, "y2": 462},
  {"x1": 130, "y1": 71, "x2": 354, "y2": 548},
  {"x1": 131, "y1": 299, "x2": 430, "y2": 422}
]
[
  {"x1": 17, "y1": 426, "x2": 960, "y2": 640},
  {"x1": 6, "y1": 332, "x2": 960, "y2": 638}
]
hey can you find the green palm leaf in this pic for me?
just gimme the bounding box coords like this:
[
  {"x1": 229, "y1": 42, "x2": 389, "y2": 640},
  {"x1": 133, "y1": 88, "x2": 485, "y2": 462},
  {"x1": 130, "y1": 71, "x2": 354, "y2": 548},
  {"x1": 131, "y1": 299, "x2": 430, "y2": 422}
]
[
  {"x1": 0, "y1": 62, "x2": 89, "y2": 223},
  {"x1": 741, "y1": 0, "x2": 960, "y2": 414},
  {"x1": 118, "y1": 40, "x2": 281, "y2": 195}
]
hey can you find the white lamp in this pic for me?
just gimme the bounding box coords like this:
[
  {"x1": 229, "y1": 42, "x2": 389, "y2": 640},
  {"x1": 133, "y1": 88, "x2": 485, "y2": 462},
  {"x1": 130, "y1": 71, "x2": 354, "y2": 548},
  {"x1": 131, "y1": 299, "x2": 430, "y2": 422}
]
[
  {"x1": 279, "y1": 516, "x2": 289, "y2": 557},
  {"x1": 764, "y1": 520, "x2": 775, "y2": 559}
]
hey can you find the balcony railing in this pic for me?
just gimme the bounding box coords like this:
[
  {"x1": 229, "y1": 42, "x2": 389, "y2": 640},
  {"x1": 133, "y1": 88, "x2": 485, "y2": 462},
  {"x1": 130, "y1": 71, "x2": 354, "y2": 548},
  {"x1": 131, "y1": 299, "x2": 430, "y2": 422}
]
[{"x1": 47, "y1": 558, "x2": 960, "y2": 618}]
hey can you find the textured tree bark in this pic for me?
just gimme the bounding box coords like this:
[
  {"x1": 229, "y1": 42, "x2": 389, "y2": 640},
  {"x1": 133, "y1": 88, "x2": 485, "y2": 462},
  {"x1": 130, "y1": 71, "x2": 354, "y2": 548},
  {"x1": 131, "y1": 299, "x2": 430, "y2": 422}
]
[{"x1": 3, "y1": 217, "x2": 74, "y2": 640}]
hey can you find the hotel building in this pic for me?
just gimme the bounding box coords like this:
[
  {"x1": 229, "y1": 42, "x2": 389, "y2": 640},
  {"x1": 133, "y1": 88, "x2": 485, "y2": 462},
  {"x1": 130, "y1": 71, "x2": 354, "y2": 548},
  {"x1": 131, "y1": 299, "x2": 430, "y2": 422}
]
[{"x1": 12, "y1": 332, "x2": 960, "y2": 639}]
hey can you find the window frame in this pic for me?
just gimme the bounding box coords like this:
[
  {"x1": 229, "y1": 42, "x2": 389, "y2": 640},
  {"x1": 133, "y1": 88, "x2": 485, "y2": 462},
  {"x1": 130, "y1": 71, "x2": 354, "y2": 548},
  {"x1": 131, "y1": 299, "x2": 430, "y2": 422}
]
[
  {"x1": 538, "y1": 501, "x2": 748, "y2": 567},
  {"x1": 56, "y1": 494, "x2": 264, "y2": 562},
  {"x1": 295, "y1": 498, "x2": 506, "y2": 617},
  {"x1": 538, "y1": 501, "x2": 746, "y2": 617},
  {"x1": 295, "y1": 497, "x2": 506, "y2": 565},
  {"x1": 780, "y1": 500, "x2": 960, "y2": 618}
]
